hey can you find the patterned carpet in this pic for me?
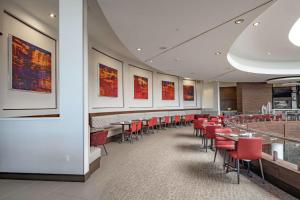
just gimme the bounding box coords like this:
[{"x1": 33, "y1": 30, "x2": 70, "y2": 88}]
[{"x1": 0, "y1": 126, "x2": 297, "y2": 200}]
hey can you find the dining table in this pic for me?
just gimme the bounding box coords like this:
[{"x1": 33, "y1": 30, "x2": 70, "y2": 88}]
[{"x1": 110, "y1": 121, "x2": 131, "y2": 143}]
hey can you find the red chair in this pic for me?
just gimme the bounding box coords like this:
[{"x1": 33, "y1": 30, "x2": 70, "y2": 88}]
[
  {"x1": 214, "y1": 128, "x2": 235, "y2": 166},
  {"x1": 124, "y1": 121, "x2": 138, "y2": 142},
  {"x1": 152, "y1": 117, "x2": 159, "y2": 132},
  {"x1": 144, "y1": 118, "x2": 154, "y2": 134},
  {"x1": 210, "y1": 117, "x2": 219, "y2": 123},
  {"x1": 136, "y1": 120, "x2": 143, "y2": 138},
  {"x1": 90, "y1": 130, "x2": 109, "y2": 155},
  {"x1": 173, "y1": 115, "x2": 181, "y2": 127},
  {"x1": 194, "y1": 118, "x2": 207, "y2": 138},
  {"x1": 203, "y1": 125, "x2": 222, "y2": 152},
  {"x1": 227, "y1": 137, "x2": 265, "y2": 184},
  {"x1": 161, "y1": 116, "x2": 170, "y2": 128},
  {"x1": 193, "y1": 119, "x2": 202, "y2": 136},
  {"x1": 184, "y1": 115, "x2": 191, "y2": 126}
]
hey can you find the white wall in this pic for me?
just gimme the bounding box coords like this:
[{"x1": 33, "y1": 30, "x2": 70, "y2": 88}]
[
  {"x1": 0, "y1": 0, "x2": 88, "y2": 175},
  {"x1": 202, "y1": 81, "x2": 220, "y2": 113},
  {"x1": 88, "y1": 40, "x2": 214, "y2": 113},
  {"x1": 0, "y1": 0, "x2": 59, "y2": 117}
]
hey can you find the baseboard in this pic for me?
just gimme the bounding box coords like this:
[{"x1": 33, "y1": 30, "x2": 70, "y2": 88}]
[
  {"x1": 0, "y1": 172, "x2": 85, "y2": 182},
  {"x1": 85, "y1": 157, "x2": 101, "y2": 180},
  {"x1": 0, "y1": 157, "x2": 101, "y2": 182}
]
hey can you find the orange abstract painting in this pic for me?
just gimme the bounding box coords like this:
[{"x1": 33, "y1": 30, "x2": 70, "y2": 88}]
[
  {"x1": 99, "y1": 64, "x2": 118, "y2": 97},
  {"x1": 12, "y1": 35, "x2": 52, "y2": 93},
  {"x1": 162, "y1": 81, "x2": 175, "y2": 100},
  {"x1": 183, "y1": 85, "x2": 194, "y2": 101},
  {"x1": 134, "y1": 75, "x2": 148, "y2": 99}
]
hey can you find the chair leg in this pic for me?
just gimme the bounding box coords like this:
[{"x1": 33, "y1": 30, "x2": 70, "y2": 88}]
[
  {"x1": 226, "y1": 155, "x2": 230, "y2": 173},
  {"x1": 103, "y1": 144, "x2": 108, "y2": 155},
  {"x1": 213, "y1": 149, "x2": 218, "y2": 162},
  {"x1": 237, "y1": 159, "x2": 240, "y2": 184},
  {"x1": 223, "y1": 150, "x2": 227, "y2": 170},
  {"x1": 259, "y1": 159, "x2": 265, "y2": 183},
  {"x1": 205, "y1": 138, "x2": 208, "y2": 152}
]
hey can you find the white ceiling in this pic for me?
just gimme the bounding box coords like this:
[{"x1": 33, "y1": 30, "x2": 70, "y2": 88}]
[
  {"x1": 97, "y1": 0, "x2": 300, "y2": 81},
  {"x1": 230, "y1": 0, "x2": 300, "y2": 62},
  {"x1": 228, "y1": 0, "x2": 300, "y2": 75},
  {"x1": 11, "y1": 0, "x2": 58, "y2": 30},
  {"x1": 9, "y1": 0, "x2": 300, "y2": 82}
]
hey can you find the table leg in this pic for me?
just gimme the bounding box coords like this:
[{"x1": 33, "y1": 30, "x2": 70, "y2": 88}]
[{"x1": 121, "y1": 125, "x2": 125, "y2": 143}]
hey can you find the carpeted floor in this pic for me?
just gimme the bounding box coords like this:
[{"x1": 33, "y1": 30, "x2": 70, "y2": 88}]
[{"x1": 0, "y1": 126, "x2": 297, "y2": 200}]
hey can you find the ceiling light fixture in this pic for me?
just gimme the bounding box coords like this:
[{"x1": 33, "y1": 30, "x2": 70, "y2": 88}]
[
  {"x1": 289, "y1": 18, "x2": 300, "y2": 47},
  {"x1": 253, "y1": 22, "x2": 260, "y2": 27},
  {"x1": 234, "y1": 19, "x2": 244, "y2": 24},
  {"x1": 267, "y1": 52, "x2": 272, "y2": 56},
  {"x1": 215, "y1": 51, "x2": 222, "y2": 55},
  {"x1": 184, "y1": 77, "x2": 191, "y2": 80},
  {"x1": 149, "y1": 60, "x2": 153, "y2": 63},
  {"x1": 49, "y1": 13, "x2": 56, "y2": 18},
  {"x1": 137, "y1": 48, "x2": 142, "y2": 51}
]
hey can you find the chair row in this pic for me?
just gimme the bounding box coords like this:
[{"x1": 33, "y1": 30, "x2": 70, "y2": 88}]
[{"x1": 193, "y1": 117, "x2": 265, "y2": 184}]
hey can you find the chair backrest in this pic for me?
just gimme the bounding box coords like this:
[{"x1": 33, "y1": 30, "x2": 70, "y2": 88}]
[
  {"x1": 165, "y1": 116, "x2": 170, "y2": 123},
  {"x1": 137, "y1": 120, "x2": 142, "y2": 131},
  {"x1": 207, "y1": 121, "x2": 216, "y2": 125},
  {"x1": 175, "y1": 115, "x2": 180, "y2": 122},
  {"x1": 210, "y1": 117, "x2": 218, "y2": 122},
  {"x1": 90, "y1": 130, "x2": 108, "y2": 146},
  {"x1": 152, "y1": 117, "x2": 158, "y2": 125},
  {"x1": 193, "y1": 119, "x2": 202, "y2": 129},
  {"x1": 215, "y1": 128, "x2": 232, "y2": 134},
  {"x1": 131, "y1": 121, "x2": 137, "y2": 132},
  {"x1": 205, "y1": 125, "x2": 222, "y2": 138},
  {"x1": 237, "y1": 137, "x2": 262, "y2": 160}
]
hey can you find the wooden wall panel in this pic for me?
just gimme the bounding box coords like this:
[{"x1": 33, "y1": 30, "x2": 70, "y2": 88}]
[{"x1": 220, "y1": 87, "x2": 237, "y2": 111}]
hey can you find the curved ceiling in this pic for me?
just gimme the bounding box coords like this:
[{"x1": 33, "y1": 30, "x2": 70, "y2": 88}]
[
  {"x1": 97, "y1": 0, "x2": 287, "y2": 82},
  {"x1": 229, "y1": 0, "x2": 300, "y2": 75}
]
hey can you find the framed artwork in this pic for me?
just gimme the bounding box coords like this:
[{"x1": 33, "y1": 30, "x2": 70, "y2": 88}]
[
  {"x1": 162, "y1": 80, "x2": 175, "y2": 100},
  {"x1": 99, "y1": 63, "x2": 118, "y2": 97},
  {"x1": 134, "y1": 75, "x2": 148, "y2": 99},
  {"x1": 11, "y1": 35, "x2": 52, "y2": 93},
  {"x1": 183, "y1": 85, "x2": 194, "y2": 101}
]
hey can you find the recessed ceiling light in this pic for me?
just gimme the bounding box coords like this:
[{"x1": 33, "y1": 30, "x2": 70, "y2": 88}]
[
  {"x1": 184, "y1": 77, "x2": 191, "y2": 80},
  {"x1": 267, "y1": 52, "x2": 272, "y2": 56},
  {"x1": 149, "y1": 60, "x2": 153, "y2": 63},
  {"x1": 234, "y1": 19, "x2": 244, "y2": 24},
  {"x1": 215, "y1": 51, "x2": 222, "y2": 55},
  {"x1": 49, "y1": 13, "x2": 56, "y2": 18},
  {"x1": 253, "y1": 22, "x2": 260, "y2": 27},
  {"x1": 137, "y1": 48, "x2": 142, "y2": 51}
]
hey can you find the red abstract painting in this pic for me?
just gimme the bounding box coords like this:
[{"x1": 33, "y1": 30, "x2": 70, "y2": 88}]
[
  {"x1": 162, "y1": 81, "x2": 175, "y2": 100},
  {"x1": 12, "y1": 35, "x2": 52, "y2": 93},
  {"x1": 134, "y1": 75, "x2": 148, "y2": 99},
  {"x1": 99, "y1": 64, "x2": 118, "y2": 97},
  {"x1": 183, "y1": 85, "x2": 194, "y2": 101}
]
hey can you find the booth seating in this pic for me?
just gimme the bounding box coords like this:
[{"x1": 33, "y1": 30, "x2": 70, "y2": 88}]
[{"x1": 90, "y1": 110, "x2": 202, "y2": 138}]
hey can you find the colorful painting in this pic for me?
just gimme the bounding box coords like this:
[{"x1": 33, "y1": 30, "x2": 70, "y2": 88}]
[
  {"x1": 99, "y1": 64, "x2": 118, "y2": 97},
  {"x1": 11, "y1": 35, "x2": 52, "y2": 93},
  {"x1": 134, "y1": 75, "x2": 148, "y2": 99},
  {"x1": 162, "y1": 81, "x2": 175, "y2": 100},
  {"x1": 183, "y1": 85, "x2": 194, "y2": 101}
]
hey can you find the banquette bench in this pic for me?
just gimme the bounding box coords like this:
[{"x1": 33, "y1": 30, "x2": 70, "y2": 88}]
[{"x1": 89, "y1": 109, "x2": 202, "y2": 137}]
